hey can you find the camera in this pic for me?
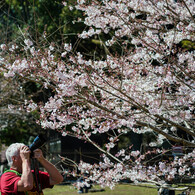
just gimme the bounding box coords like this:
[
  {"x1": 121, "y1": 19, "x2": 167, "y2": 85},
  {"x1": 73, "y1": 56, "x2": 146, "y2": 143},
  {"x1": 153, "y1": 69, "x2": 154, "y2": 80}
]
[{"x1": 29, "y1": 135, "x2": 46, "y2": 156}]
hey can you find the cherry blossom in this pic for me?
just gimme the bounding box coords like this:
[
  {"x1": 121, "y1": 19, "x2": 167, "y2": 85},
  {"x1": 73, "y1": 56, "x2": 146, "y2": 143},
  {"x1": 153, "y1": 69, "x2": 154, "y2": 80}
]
[{"x1": 0, "y1": 0, "x2": 194, "y2": 189}]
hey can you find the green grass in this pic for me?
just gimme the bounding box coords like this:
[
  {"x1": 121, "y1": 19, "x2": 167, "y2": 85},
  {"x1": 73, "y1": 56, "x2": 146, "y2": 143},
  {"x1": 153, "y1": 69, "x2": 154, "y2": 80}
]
[{"x1": 43, "y1": 184, "x2": 195, "y2": 195}]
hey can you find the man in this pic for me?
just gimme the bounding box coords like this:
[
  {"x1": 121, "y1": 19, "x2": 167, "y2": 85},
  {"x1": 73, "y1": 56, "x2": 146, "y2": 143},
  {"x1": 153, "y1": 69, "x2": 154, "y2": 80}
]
[{"x1": 0, "y1": 143, "x2": 63, "y2": 194}]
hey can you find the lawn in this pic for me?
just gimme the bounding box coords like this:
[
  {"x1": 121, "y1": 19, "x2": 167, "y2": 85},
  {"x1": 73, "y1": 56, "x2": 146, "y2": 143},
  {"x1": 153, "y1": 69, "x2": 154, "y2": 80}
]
[{"x1": 43, "y1": 184, "x2": 195, "y2": 195}]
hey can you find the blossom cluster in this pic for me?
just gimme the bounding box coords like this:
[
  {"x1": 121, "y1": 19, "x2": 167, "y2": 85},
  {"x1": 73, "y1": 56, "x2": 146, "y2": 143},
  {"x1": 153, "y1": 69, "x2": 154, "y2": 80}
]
[{"x1": 76, "y1": 149, "x2": 195, "y2": 188}]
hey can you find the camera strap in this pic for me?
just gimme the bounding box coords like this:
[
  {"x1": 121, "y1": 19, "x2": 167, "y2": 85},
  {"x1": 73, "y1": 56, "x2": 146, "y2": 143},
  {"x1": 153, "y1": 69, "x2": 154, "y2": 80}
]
[{"x1": 32, "y1": 158, "x2": 42, "y2": 194}]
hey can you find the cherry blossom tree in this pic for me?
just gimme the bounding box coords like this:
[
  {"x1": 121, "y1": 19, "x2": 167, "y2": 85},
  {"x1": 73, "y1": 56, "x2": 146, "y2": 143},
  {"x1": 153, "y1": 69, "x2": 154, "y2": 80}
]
[{"x1": 0, "y1": 0, "x2": 194, "y2": 189}]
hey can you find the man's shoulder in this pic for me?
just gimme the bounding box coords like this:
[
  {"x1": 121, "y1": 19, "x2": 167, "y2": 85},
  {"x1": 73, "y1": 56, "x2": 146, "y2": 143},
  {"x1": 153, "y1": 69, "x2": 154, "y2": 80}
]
[
  {"x1": 0, "y1": 170, "x2": 21, "y2": 182},
  {"x1": 1, "y1": 171, "x2": 14, "y2": 178},
  {"x1": 0, "y1": 171, "x2": 21, "y2": 195}
]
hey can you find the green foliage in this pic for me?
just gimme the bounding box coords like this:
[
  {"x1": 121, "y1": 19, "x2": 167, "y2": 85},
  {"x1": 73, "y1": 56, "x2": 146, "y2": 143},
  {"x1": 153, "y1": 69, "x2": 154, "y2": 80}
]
[
  {"x1": 0, "y1": 77, "x2": 47, "y2": 147},
  {"x1": 0, "y1": 0, "x2": 85, "y2": 43},
  {"x1": 179, "y1": 39, "x2": 195, "y2": 51},
  {"x1": 60, "y1": 1, "x2": 85, "y2": 35},
  {"x1": 0, "y1": 115, "x2": 42, "y2": 146},
  {"x1": 0, "y1": 0, "x2": 128, "y2": 58}
]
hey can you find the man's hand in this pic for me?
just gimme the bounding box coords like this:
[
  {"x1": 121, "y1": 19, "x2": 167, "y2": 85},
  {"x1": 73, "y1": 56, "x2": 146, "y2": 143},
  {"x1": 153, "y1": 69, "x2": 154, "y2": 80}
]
[
  {"x1": 33, "y1": 149, "x2": 63, "y2": 185},
  {"x1": 17, "y1": 146, "x2": 33, "y2": 191},
  {"x1": 20, "y1": 145, "x2": 31, "y2": 161},
  {"x1": 33, "y1": 149, "x2": 44, "y2": 161}
]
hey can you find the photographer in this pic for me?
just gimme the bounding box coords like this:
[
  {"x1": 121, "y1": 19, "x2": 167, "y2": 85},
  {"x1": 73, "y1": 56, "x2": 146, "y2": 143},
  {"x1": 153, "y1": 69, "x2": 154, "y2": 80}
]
[{"x1": 0, "y1": 143, "x2": 63, "y2": 195}]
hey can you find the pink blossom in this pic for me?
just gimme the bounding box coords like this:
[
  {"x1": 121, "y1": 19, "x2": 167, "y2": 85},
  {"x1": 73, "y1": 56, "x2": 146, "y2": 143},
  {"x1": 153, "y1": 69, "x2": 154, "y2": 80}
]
[
  {"x1": 62, "y1": 1, "x2": 67, "y2": 6},
  {"x1": 0, "y1": 44, "x2": 6, "y2": 50},
  {"x1": 24, "y1": 39, "x2": 33, "y2": 48}
]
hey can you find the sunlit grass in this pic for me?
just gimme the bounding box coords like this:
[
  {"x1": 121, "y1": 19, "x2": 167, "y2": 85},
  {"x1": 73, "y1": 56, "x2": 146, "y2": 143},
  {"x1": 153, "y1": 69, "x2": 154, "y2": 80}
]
[{"x1": 43, "y1": 184, "x2": 195, "y2": 195}]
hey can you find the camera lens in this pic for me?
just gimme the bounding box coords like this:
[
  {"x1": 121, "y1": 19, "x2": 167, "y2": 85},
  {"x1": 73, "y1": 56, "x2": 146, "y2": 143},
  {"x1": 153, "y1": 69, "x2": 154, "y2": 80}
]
[{"x1": 29, "y1": 135, "x2": 46, "y2": 152}]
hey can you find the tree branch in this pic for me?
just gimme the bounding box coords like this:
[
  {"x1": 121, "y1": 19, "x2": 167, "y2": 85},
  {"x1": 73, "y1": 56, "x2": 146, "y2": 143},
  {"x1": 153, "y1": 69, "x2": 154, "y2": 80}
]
[{"x1": 137, "y1": 121, "x2": 195, "y2": 147}]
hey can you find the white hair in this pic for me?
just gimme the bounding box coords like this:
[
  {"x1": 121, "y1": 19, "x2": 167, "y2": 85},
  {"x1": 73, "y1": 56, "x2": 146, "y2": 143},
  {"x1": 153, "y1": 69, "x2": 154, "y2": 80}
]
[{"x1": 6, "y1": 143, "x2": 25, "y2": 167}]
